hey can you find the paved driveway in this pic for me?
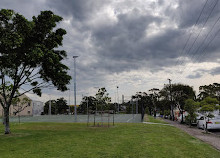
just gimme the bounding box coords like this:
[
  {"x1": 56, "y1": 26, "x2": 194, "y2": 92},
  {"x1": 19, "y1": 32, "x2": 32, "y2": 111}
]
[
  {"x1": 210, "y1": 129, "x2": 220, "y2": 136},
  {"x1": 164, "y1": 119, "x2": 220, "y2": 151}
]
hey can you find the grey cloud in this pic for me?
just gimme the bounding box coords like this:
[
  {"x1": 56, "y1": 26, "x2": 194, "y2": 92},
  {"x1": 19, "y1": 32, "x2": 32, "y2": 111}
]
[
  {"x1": 210, "y1": 67, "x2": 220, "y2": 76},
  {"x1": 176, "y1": 0, "x2": 220, "y2": 28},
  {"x1": 186, "y1": 73, "x2": 203, "y2": 79},
  {"x1": 1, "y1": 0, "x2": 220, "y2": 101},
  {"x1": 46, "y1": 0, "x2": 109, "y2": 21},
  {"x1": 40, "y1": 0, "x2": 220, "y2": 75}
]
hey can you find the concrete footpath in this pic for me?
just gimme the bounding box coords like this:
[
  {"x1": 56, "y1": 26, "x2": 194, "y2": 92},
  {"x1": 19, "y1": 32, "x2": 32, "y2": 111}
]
[{"x1": 164, "y1": 119, "x2": 220, "y2": 151}]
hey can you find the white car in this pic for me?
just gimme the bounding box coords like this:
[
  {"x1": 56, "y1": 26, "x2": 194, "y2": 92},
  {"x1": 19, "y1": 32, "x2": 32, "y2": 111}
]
[{"x1": 197, "y1": 116, "x2": 220, "y2": 130}]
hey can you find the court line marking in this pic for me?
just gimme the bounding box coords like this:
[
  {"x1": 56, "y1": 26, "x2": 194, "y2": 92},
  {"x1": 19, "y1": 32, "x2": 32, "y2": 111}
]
[{"x1": 126, "y1": 114, "x2": 138, "y2": 122}]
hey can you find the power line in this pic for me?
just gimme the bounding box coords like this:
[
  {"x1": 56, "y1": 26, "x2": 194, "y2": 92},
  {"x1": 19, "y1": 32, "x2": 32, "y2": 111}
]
[
  {"x1": 175, "y1": 22, "x2": 220, "y2": 85},
  {"x1": 175, "y1": 0, "x2": 209, "y2": 67},
  {"x1": 190, "y1": 15, "x2": 220, "y2": 61},
  {"x1": 178, "y1": 0, "x2": 218, "y2": 67},
  {"x1": 173, "y1": 0, "x2": 219, "y2": 84}
]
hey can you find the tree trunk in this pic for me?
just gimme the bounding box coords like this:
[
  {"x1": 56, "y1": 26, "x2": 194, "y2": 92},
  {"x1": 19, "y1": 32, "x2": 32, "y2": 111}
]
[
  {"x1": 181, "y1": 110, "x2": 184, "y2": 124},
  {"x1": 171, "y1": 104, "x2": 174, "y2": 121},
  {"x1": 4, "y1": 108, "x2": 10, "y2": 134}
]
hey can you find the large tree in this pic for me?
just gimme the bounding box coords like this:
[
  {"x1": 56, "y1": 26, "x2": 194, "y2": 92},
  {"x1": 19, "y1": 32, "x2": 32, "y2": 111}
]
[
  {"x1": 198, "y1": 83, "x2": 220, "y2": 102},
  {"x1": 160, "y1": 83, "x2": 195, "y2": 121},
  {"x1": 44, "y1": 99, "x2": 57, "y2": 115},
  {"x1": 149, "y1": 88, "x2": 160, "y2": 118},
  {"x1": 44, "y1": 98, "x2": 68, "y2": 114},
  {"x1": 0, "y1": 9, "x2": 71, "y2": 134},
  {"x1": 132, "y1": 92, "x2": 152, "y2": 121}
]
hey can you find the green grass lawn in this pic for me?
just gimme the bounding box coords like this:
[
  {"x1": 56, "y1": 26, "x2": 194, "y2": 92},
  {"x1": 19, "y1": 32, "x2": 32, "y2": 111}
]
[
  {"x1": 145, "y1": 115, "x2": 169, "y2": 124},
  {"x1": 0, "y1": 122, "x2": 219, "y2": 158}
]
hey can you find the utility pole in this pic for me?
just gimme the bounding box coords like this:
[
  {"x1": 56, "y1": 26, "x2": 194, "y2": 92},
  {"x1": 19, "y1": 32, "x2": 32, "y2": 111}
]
[{"x1": 168, "y1": 78, "x2": 174, "y2": 121}]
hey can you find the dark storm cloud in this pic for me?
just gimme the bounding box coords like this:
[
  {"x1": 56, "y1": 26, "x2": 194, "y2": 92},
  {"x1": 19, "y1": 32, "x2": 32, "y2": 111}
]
[
  {"x1": 37, "y1": 0, "x2": 220, "y2": 75},
  {"x1": 176, "y1": 0, "x2": 220, "y2": 28},
  {"x1": 46, "y1": 0, "x2": 109, "y2": 21},
  {"x1": 1, "y1": 0, "x2": 220, "y2": 75}
]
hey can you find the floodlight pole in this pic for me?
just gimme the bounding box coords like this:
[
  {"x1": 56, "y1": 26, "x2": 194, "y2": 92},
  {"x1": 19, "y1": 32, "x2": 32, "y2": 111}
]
[
  {"x1": 117, "y1": 86, "x2": 119, "y2": 113},
  {"x1": 69, "y1": 89, "x2": 71, "y2": 115},
  {"x1": 73, "y1": 56, "x2": 78, "y2": 122}
]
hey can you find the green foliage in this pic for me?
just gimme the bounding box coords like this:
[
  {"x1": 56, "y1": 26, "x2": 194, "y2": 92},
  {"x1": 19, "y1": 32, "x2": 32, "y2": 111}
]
[
  {"x1": 44, "y1": 98, "x2": 68, "y2": 115},
  {"x1": 200, "y1": 97, "x2": 219, "y2": 115},
  {"x1": 0, "y1": 9, "x2": 71, "y2": 100},
  {"x1": 160, "y1": 84, "x2": 195, "y2": 110},
  {"x1": 133, "y1": 92, "x2": 152, "y2": 114},
  {"x1": 0, "y1": 9, "x2": 71, "y2": 133},
  {"x1": 184, "y1": 99, "x2": 199, "y2": 126},
  {"x1": 164, "y1": 110, "x2": 170, "y2": 116},
  {"x1": 44, "y1": 100, "x2": 56, "y2": 114},
  {"x1": 198, "y1": 83, "x2": 220, "y2": 101},
  {"x1": 78, "y1": 96, "x2": 97, "y2": 114},
  {"x1": 95, "y1": 87, "x2": 111, "y2": 111}
]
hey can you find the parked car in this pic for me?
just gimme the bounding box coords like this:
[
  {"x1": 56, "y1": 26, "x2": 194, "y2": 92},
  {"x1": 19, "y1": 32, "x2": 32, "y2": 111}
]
[{"x1": 197, "y1": 116, "x2": 220, "y2": 130}]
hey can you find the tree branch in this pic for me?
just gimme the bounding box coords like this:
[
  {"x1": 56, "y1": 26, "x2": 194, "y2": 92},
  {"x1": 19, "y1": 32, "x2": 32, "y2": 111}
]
[
  {"x1": 18, "y1": 68, "x2": 36, "y2": 87},
  {"x1": 14, "y1": 82, "x2": 52, "y2": 98}
]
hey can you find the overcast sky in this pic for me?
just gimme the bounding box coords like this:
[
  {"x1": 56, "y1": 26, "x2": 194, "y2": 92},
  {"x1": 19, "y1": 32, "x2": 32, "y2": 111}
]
[{"x1": 1, "y1": 0, "x2": 220, "y2": 104}]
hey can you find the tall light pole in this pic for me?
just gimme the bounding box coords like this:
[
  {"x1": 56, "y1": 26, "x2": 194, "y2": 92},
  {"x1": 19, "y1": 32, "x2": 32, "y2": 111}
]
[
  {"x1": 73, "y1": 56, "x2": 78, "y2": 122},
  {"x1": 168, "y1": 78, "x2": 174, "y2": 121},
  {"x1": 68, "y1": 89, "x2": 71, "y2": 115},
  {"x1": 117, "y1": 86, "x2": 119, "y2": 112}
]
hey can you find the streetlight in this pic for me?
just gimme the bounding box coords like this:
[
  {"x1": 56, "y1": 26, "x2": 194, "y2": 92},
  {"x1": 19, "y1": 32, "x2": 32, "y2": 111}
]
[{"x1": 73, "y1": 56, "x2": 78, "y2": 122}]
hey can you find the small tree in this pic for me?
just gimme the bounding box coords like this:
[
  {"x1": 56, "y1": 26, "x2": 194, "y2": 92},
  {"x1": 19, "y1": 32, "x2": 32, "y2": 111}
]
[
  {"x1": 12, "y1": 96, "x2": 31, "y2": 123},
  {"x1": 184, "y1": 99, "x2": 199, "y2": 127},
  {"x1": 95, "y1": 87, "x2": 111, "y2": 111},
  {"x1": 78, "y1": 96, "x2": 97, "y2": 114}
]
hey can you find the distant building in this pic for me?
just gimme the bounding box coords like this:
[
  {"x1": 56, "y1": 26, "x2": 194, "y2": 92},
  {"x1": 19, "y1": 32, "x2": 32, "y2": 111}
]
[
  {"x1": 0, "y1": 94, "x2": 32, "y2": 117},
  {"x1": 0, "y1": 95, "x2": 44, "y2": 117}
]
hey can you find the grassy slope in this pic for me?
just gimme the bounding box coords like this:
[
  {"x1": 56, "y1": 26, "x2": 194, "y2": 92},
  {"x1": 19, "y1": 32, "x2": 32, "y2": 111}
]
[
  {"x1": 0, "y1": 122, "x2": 219, "y2": 158},
  {"x1": 145, "y1": 115, "x2": 169, "y2": 124}
]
